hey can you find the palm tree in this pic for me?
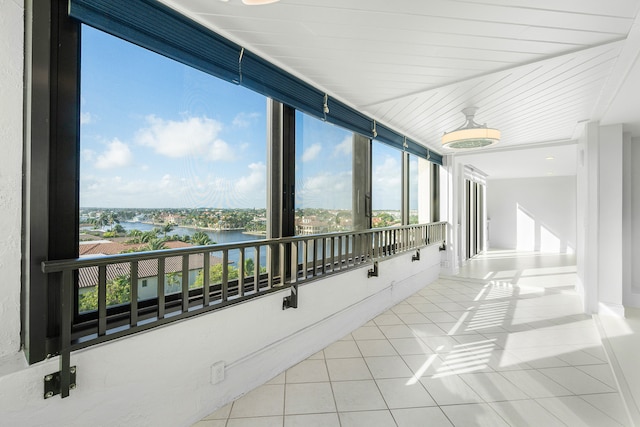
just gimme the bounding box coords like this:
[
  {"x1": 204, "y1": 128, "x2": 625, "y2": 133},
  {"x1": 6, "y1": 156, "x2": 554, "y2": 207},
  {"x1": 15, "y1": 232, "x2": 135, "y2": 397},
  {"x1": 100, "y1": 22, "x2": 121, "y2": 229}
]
[
  {"x1": 140, "y1": 230, "x2": 159, "y2": 243},
  {"x1": 161, "y1": 223, "x2": 174, "y2": 237},
  {"x1": 143, "y1": 238, "x2": 167, "y2": 251},
  {"x1": 191, "y1": 231, "x2": 213, "y2": 246},
  {"x1": 106, "y1": 211, "x2": 120, "y2": 231},
  {"x1": 244, "y1": 258, "x2": 255, "y2": 277},
  {"x1": 127, "y1": 229, "x2": 142, "y2": 238},
  {"x1": 91, "y1": 211, "x2": 110, "y2": 230}
]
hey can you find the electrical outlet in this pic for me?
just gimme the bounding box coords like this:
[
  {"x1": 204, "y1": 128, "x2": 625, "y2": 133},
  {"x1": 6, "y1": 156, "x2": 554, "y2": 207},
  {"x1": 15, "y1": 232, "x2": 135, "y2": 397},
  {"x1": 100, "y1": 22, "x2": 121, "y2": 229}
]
[{"x1": 211, "y1": 361, "x2": 225, "y2": 384}]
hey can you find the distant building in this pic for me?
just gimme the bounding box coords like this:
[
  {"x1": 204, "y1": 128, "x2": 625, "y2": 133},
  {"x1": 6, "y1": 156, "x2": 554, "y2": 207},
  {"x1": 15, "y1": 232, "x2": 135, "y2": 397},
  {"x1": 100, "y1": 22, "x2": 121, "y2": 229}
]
[
  {"x1": 295, "y1": 216, "x2": 329, "y2": 235},
  {"x1": 78, "y1": 240, "x2": 223, "y2": 300}
]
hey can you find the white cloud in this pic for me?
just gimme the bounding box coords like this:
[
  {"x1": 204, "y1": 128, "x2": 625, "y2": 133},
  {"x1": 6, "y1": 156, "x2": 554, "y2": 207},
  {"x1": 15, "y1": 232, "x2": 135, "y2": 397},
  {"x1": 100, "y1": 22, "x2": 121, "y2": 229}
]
[
  {"x1": 297, "y1": 171, "x2": 352, "y2": 209},
  {"x1": 372, "y1": 155, "x2": 402, "y2": 209},
  {"x1": 94, "y1": 139, "x2": 133, "y2": 170},
  {"x1": 333, "y1": 136, "x2": 352, "y2": 157},
  {"x1": 208, "y1": 139, "x2": 236, "y2": 162},
  {"x1": 235, "y1": 162, "x2": 266, "y2": 195},
  {"x1": 232, "y1": 112, "x2": 261, "y2": 128},
  {"x1": 302, "y1": 144, "x2": 322, "y2": 162},
  {"x1": 80, "y1": 112, "x2": 93, "y2": 125},
  {"x1": 81, "y1": 173, "x2": 188, "y2": 208},
  {"x1": 136, "y1": 115, "x2": 234, "y2": 161},
  {"x1": 82, "y1": 160, "x2": 269, "y2": 208}
]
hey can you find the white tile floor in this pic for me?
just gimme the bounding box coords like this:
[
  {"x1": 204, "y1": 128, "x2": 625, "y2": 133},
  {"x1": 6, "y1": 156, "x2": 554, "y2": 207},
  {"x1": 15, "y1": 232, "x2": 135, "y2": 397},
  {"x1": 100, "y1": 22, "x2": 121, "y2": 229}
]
[{"x1": 194, "y1": 251, "x2": 630, "y2": 427}]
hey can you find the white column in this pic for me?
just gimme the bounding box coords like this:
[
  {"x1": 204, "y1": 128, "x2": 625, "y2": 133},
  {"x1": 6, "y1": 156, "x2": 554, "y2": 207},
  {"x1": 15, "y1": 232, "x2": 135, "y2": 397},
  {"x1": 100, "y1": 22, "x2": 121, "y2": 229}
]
[
  {"x1": 577, "y1": 122, "x2": 626, "y2": 316},
  {"x1": 439, "y1": 155, "x2": 459, "y2": 275},
  {"x1": 598, "y1": 124, "x2": 625, "y2": 315},
  {"x1": 417, "y1": 157, "x2": 431, "y2": 224}
]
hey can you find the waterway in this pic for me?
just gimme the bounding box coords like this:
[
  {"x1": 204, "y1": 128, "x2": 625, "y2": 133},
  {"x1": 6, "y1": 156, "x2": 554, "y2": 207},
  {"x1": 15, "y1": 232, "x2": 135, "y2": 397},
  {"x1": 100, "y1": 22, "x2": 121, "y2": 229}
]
[
  {"x1": 119, "y1": 222, "x2": 265, "y2": 245},
  {"x1": 119, "y1": 222, "x2": 266, "y2": 267}
]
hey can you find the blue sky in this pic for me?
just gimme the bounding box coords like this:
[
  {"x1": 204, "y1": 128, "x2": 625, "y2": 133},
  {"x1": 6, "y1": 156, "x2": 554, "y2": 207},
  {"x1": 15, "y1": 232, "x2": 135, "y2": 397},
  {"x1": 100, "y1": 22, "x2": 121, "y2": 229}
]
[{"x1": 80, "y1": 25, "x2": 408, "y2": 210}]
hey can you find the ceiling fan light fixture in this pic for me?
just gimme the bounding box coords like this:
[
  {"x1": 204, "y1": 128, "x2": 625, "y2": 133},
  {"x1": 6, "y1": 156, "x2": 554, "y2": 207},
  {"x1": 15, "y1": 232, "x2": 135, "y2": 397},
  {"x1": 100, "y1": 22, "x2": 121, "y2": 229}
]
[
  {"x1": 442, "y1": 107, "x2": 500, "y2": 150},
  {"x1": 242, "y1": 0, "x2": 280, "y2": 4}
]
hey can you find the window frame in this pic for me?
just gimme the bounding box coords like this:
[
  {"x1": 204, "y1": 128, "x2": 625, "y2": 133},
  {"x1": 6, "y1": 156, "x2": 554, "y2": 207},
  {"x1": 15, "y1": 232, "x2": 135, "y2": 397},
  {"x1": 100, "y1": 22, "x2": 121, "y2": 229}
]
[{"x1": 23, "y1": 0, "x2": 81, "y2": 363}]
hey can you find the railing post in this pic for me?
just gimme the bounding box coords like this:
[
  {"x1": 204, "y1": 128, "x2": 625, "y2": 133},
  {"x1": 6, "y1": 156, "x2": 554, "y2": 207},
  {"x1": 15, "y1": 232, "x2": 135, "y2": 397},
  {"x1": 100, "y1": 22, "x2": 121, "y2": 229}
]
[
  {"x1": 181, "y1": 254, "x2": 189, "y2": 312},
  {"x1": 158, "y1": 257, "x2": 166, "y2": 319},
  {"x1": 59, "y1": 269, "x2": 72, "y2": 398},
  {"x1": 238, "y1": 248, "x2": 245, "y2": 297},
  {"x1": 254, "y1": 246, "x2": 260, "y2": 292},
  {"x1": 203, "y1": 252, "x2": 210, "y2": 305},
  {"x1": 98, "y1": 265, "x2": 107, "y2": 336},
  {"x1": 267, "y1": 244, "x2": 275, "y2": 289},
  {"x1": 130, "y1": 261, "x2": 138, "y2": 327},
  {"x1": 222, "y1": 250, "x2": 229, "y2": 300},
  {"x1": 312, "y1": 239, "x2": 318, "y2": 275},
  {"x1": 302, "y1": 240, "x2": 309, "y2": 278},
  {"x1": 330, "y1": 236, "x2": 335, "y2": 272},
  {"x1": 290, "y1": 242, "x2": 298, "y2": 282},
  {"x1": 321, "y1": 238, "x2": 327, "y2": 274},
  {"x1": 279, "y1": 242, "x2": 286, "y2": 286}
]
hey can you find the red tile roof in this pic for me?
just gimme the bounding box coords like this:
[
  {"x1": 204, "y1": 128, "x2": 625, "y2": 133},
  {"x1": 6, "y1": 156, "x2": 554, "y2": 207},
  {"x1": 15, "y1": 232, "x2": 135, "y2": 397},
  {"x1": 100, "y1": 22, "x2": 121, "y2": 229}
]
[{"x1": 78, "y1": 241, "x2": 223, "y2": 288}]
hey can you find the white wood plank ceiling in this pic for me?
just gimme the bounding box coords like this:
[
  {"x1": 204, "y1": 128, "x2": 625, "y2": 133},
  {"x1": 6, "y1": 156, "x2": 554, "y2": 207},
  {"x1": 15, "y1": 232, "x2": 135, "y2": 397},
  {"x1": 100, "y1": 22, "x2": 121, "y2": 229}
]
[{"x1": 161, "y1": 0, "x2": 640, "y2": 155}]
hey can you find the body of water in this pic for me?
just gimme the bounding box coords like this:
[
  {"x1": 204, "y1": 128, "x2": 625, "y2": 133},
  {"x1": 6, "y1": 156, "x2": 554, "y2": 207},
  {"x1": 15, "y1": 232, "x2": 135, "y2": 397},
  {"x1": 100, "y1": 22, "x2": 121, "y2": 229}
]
[
  {"x1": 119, "y1": 222, "x2": 265, "y2": 245},
  {"x1": 118, "y1": 222, "x2": 267, "y2": 267}
]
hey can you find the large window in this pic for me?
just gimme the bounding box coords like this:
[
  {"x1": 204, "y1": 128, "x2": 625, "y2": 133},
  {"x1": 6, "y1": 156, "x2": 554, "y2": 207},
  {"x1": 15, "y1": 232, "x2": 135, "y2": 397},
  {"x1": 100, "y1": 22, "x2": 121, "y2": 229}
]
[
  {"x1": 294, "y1": 112, "x2": 353, "y2": 235},
  {"x1": 80, "y1": 25, "x2": 267, "y2": 215},
  {"x1": 78, "y1": 25, "x2": 268, "y2": 310},
  {"x1": 371, "y1": 142, "x2": 402, "y2": 228}
]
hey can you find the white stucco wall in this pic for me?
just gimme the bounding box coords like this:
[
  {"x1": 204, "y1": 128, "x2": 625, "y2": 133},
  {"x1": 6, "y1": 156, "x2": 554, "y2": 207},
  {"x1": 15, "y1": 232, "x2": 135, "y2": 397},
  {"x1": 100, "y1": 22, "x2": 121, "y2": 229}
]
[
  {"x1": 487, "y1": 176, "x2": 576, "y2": 253},
  {"x1": 0, "y1": 0, "x2": 24, "y2": 359},
  {"x1": 0, "y1": 246, "x2": 441, "y2": 426}
]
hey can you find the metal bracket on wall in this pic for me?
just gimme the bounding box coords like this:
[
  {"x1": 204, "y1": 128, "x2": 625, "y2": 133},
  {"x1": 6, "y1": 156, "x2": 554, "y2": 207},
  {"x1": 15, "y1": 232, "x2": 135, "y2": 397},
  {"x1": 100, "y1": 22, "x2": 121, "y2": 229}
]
[
  {"x1": 368, "y1": 261, "x2": 379, "y2": 278},
  {"x1": 44, "y1": 366, "x2": 76, "y2": 399},
  {"x1": 282, "y1": 283, "x2": 298, "y2": 310},
  {"x1": 412, "y1": 249, "x2": 421, "y2": 262}
]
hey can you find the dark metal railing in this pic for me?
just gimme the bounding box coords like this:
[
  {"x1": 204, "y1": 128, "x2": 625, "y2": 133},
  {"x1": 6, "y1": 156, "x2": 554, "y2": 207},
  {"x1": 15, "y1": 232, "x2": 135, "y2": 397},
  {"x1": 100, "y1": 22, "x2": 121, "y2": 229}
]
[{"x1": 41, "y1": 221, "x2": 446, "y2": 398}]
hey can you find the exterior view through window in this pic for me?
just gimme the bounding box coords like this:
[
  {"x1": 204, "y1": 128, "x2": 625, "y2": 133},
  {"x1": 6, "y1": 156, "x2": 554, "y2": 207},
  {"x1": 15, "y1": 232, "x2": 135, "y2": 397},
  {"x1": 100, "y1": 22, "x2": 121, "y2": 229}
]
[
  {"x1": 409, "y1": 154, "x2": 420, "y2": 224},
  {"x1": 371, "y1": 141, "x2": 402, "y2": 227},
  {"x1": 79, "y1": 25, "x2": 267, "y2": 311},
  {"x1": 295, "y1": 111, "x2": 353, "y2": 235}
]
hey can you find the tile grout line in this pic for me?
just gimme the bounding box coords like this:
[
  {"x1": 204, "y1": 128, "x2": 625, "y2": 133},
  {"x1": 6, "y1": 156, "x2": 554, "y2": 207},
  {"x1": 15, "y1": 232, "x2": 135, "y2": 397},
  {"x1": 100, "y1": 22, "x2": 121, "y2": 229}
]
[
  {"x1": 322, "y1": 350, "x2": 343, "y2": 427},
  {"x1": 593, "y1": 314, "x2": 640, "y2": 427}
]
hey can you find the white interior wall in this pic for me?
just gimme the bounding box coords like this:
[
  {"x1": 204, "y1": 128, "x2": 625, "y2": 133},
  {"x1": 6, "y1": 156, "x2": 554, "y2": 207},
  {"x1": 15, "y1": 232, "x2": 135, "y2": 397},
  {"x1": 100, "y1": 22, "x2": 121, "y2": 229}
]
[
  {"x1": 0, "y1": 0, "x2": 24, "y2": 359},
  {"x1": 0, "y1": 247, "x2": 441, "y2": 427},
  {"x1": 486, "y1": 176, "x2": 576, "y2": 253}
]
